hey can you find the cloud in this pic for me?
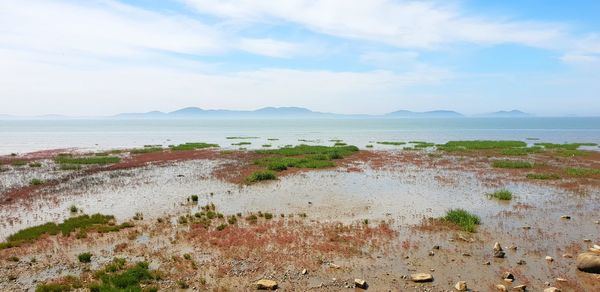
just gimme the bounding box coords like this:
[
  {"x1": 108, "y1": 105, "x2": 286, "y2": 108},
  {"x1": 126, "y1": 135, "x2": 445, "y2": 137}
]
[
  {"x1": 0, "y1": 48, "x2": 451, "y2": 115},
  {"x1": 182, "y1": 0, "x2": 568, "y2": 49},
  {"x1": 238, "y1": 38, "x2": 302, "y2": 58}
]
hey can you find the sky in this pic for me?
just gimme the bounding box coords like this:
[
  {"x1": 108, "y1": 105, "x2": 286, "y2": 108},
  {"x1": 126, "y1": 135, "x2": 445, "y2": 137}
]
[{"x1": 1, "y1": 0, "x2": 600, "y2": 116}]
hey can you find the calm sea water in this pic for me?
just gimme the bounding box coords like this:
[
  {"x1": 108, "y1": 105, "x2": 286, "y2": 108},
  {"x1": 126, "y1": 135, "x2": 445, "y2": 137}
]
[{"x1": 1, "y1": 118, "x2": 599, "y2": 155}]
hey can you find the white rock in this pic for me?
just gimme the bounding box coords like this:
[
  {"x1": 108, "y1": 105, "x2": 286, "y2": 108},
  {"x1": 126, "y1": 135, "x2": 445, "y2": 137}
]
[
  {"x1": 545, "y1": 256, "x2": 554, "y2": 261},
  {"x1": 454, "y1": 280, "x2": 467, "y2": 291}
]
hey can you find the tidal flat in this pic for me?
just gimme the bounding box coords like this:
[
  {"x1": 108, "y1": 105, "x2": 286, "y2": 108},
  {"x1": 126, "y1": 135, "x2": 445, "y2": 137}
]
[{"x1": 0, "y1": 143, "x2": 599, "y2": 291}]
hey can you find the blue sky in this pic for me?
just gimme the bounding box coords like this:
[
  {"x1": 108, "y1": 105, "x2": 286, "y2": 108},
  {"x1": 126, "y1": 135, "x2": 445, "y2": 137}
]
[{"x1": 0, "y1": 0, "x2": 599, "y2": 116}]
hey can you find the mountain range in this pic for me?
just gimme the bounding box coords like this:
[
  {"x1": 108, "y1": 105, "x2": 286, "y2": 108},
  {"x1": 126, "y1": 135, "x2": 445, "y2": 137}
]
[{"x1": 1, "y1": 107, "x2": 539, "y2": 119}]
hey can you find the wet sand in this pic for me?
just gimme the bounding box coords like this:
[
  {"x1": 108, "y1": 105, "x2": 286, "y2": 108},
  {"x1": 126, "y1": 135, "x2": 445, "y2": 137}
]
[{"x1": 0, "y1": 147, "x2": 599, "y2": 291}]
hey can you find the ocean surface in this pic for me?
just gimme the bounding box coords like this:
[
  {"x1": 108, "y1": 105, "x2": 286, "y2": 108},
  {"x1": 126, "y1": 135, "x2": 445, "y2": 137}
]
[{"x1": 1, "y1": 117, "x2": 600, "y2": 155}]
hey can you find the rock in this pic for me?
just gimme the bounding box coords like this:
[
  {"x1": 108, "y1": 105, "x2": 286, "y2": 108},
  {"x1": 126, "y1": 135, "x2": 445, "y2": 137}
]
[
  {"x1": 255, "y1": 279, "x2": 278, "y2": 290},
  {"x1": 508, "y1": 244, "x2": 517, "y2": 250},
  {"x1": 512, "y1": 284, "x2": 526, "y2": 291},
  {"x1": 301, "y1": 269, "x2": 307, "y2": 275},
  {"x1": 454, "y1": 280, "x2": 467, "y2": 291},
  {"x1": 544, "y1": 288, "x2": 561, "y2": 292},
  {"x1": 496, "y1": 284, "x2": 507, "y2": 291},
  {"x1": 562, "y1": 253, "x2": 573, "y2": 258},
  {"x1": 354, "y1": 278, "x2": 367, "y2": 289},
  {"x1": 410, "y1": 273, "x2": 433, "y2": 282},
  {"x1": 576, "y1": 252, "x2": 600, "y2": 273},
  {"x1": 328, "y1": 263, "x2": 341, "y2": 269},
  {"x1": 545, "y1": 256, "x2": 554, "y2": 261},
  {"x1": 555, "y1": 277, "x2": 567, "y2": 282},
  {"x1": 432, "y1": 245, "x2": 440, "y2": 249},
  {"x1": 521, "y1": 226, "x2": 531, "y2": 230},
  {"x1": 494, "y1": 250, "x2": 506, "y2": 258},
  {"x1": 502, "y1": 272, "x2": 515, "y2": 281},
  {"x1": 516, "y1": 259, "x2": 526, "y2": 265},
  {"x1": 560, "y1": 215, "x2": 571, "y2": 219},
  {"x1": 494, "y1": 242, "x2": 503, "y2": 252},
  {"x1": 429, "y1": 251, "x2": 435, "y2": 256},
  {"x1": 462, "y1": 253, "x2": 471, "y2": 257},
  {"x1": 595, "y1": 220, "x2": 600, "y2": 224},
  {"x1": 583, "y1": 239, "x2": 592, "y2": 242},
  {"x1": 483, "y1": 261, "x2": 491, "y2": 265}
]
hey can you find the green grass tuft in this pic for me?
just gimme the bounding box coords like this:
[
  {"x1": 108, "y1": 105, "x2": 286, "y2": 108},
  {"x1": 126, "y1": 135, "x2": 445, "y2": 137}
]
[
  {"x1": 438, "y1": 140, "x2": 526, "y2": 151},
  {"x1": 170, "y1": 142, "x2": 219, "y2": 151},
  {"x1": 246, "y1": 171, "x2": 277, "y2": 183},
  {"x1": 1, "y1": 214, "x2": 132, "y2": 249},
  {"x1": 55, "y1": 156, "x2": 120, "y2": 165},
  {"x1": 30, "y1": 178, "x2": 45, "y2": 186},
  {"x1": 526, "y1": 173, "x2": 560, "y2": 180},
  {"x1": 377, "y1": 141, "x2": 405, "y2": 146},
  {"x1": 231, "y1": 142, "x2": 251, "y2": 146},
  {"x1": 487, "y1": 189, "x2": 513, "y2": 200},
  {"x1": 492, "y1": 160, "x2": 533, "y2": 169},
  {"x1": 443, "y1": 209, "x2": 481, "y2": 233},
  {"x1": 130, "y1": 147, "x2": 162, "y2": 154},
  {"x1": 566, "y1": 167, "x2": 600, "y2": 177},
  {"x1": 78, "y1": 252, "x2": 92, "y2": 263},
  {"x1": 226, "y1": 136, "x2": 259, "y2": 139},
  {"x1": 500, "y1": 147, "x2": 543, "y2": 156}
]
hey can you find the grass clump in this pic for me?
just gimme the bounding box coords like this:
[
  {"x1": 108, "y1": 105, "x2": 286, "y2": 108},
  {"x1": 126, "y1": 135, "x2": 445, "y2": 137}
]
[
  {"x1": 443, "y1": 209, "x2": 481, "y2": 232},
  {"x1": 365, "y1": 144, "x2": 373, "y2": 148},
  {"x1": 70, "y1": 205, "x2": 78, "y2": 213},
  {"x1": 78, "y1": 252, "x2": 92, "y2": 263},
  {"x1": 170, "y1": 142, "x2": 218, "y2": 151},
  {"x1": 29, "y1": 162, "x2": 42, "y2": 167},
  {"x1": 11, "y1": 160, "x2": 27, "y2": 166},
  {"x1": 91, "y1": 260, "x2": 156, "y2": 291},
  {"x1": 333, "y1": 142, "x2": 347, "y2": 146},
  {"x1": 492, "y1": 160, "x2": 533, "y2": 169},
  {"x1": 1, "y1": 214, "x2": 132, "y2": 249},
  {"x1": 232, "y1": 142, "x2": 251, "y2": 146},
  {"x1": 246, "y1": 171, "x2": 277, "y2": 183},
  {"x1": 226, "y1": 136, "x2": 259, "y2": 139},
  {"x1": 500, "y1": 146, "x2": 543, "y2": 156},
  {"x1": 526, "y1": 173, "x2": 560, "y2": 180},
  {"x1": 566, "y1": 167, "x2": 600, "y2": 177},
  {"x1": 255, "y1": 157, "x2": 334, "y2": 171},
  {"x1": 262, "y1": 144, "x2": 272, "y2": 147},
  {"x1": 30, "y1": 178, "x2": 45, "y2": 186},
  {"x1": 257, "y1": 144, "x2": 358, "y2": 157},
  {"x1": 190, "y1": 195, "x2": 199, "y2": 202},
  {"x1": 130, "y1": 147, "x2": 162, "y2": 154},
  {"x1": 487, "y1": 189, "x2": 513, "y2": 200},
  {"x1": 438, "y1": 140, "x2": 526, "y2": 151},
  {"x1": 60, "y1": 164, "x2": 81, "y2": 171},
  {"x1": 55, "y1": 156, "x2": 120, "y2": 165},
  {"x1": 535, "y1": 142, "x2": 597, "y2": 150},
  {"x1": 377, "y1": 141, "x2": 405, "y2": 146}
]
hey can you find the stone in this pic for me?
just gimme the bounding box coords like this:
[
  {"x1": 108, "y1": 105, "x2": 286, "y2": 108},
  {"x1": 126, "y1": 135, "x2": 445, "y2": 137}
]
[
  {"x1": 576, "y1": 252, "x2": 600, "y2": 273},
  {"x1": 454, "y1": 280, "x2": 467, "y2": 291},
  {"x1": 255, "y1": 279, "x2": 278, "y2": 290},
  {"x1": 512, "y1": 284, "x2": 526, "y2": 291},
  {"x1": 555, "y1": 277, "x2": 567, "y2": 282},
  {"x1": 410, "y1": 273, "x2": 433, "y2": 282},
  {"x1": 494, "y1": 242, "x2": 503, "y2": 252},
  {"x1": 429, "y1": 251, "x2": 435, "y2": 256},
  {"x1": 494, "y1": 250, "x2": 506, "y2": 258},
  {"x1": 583, "y1": 239, "x2": 592, "y2": 242},
  {"x1": 496, "y1": 284, "x2": 507, "y2": 291},
  {"x1": 301, "y1": 269, "x2": 307, "y2": 275},
  {"x1": 545, "y1": 256, "x2": 553, "y2": 262},
  {"x1": 502, "y1": 272, "x2": 515, "y2": 281},
  {"x1": 562, "y1": 253, "x2": 573, "y2": 258},
  {"x1": 328, "y1": 263, "x2": 341, "y2": 269},
  {"x1": 544, "y1": 288, "x2": 561, "y2": 292},
  {"x1": 516, "y1": 259, "x2": 526, "y2": 265},
  {"x1": 508, "y1": 244, "x2": 517, "y2": 250},
  {"x1": 483, "y1": 261, "x2": 491, "y2": 265},
  {"x1": 560, "y1": 215, "x2": 571, "y2": 219},
  {"x1": 432, "y1": 245, "x2": 440, "y2": 249},
  {"x1": 354, "y1": 278, "x2": 367, "y2": 289}
]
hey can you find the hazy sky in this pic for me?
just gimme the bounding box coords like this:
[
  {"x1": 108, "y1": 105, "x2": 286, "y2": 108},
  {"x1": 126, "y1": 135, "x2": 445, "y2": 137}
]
[{"x1": 1, "y1": 0, "x2": 600, "y2": 116}]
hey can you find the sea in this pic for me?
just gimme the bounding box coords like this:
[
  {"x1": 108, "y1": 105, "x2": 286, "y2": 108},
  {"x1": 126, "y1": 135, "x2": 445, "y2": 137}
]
[{"x1": 1, "y1": 117, "x2": 599, "y2": 155}]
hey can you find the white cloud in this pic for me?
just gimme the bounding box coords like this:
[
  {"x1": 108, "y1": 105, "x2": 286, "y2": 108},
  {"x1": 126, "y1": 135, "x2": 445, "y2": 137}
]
[
  {"x1": 182, "y1": 0, "x2": 568, "y2": 49},
  {"x1": 0, "y1": 49, "x2": 450, "y2": 115},
  {"x1": 238, "y1": 38, "x2": 301, "y2": 58}
]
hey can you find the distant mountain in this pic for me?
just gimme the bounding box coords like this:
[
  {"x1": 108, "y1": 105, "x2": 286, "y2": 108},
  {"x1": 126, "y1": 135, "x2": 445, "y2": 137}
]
[
  {"x1": 385, "y1": 110, "x2": 463, "y2": 118},
  {"x1": 480, "y1": 110, "x2": 532, "y2": 117},
  {"x1": 114, "y1": 106, "x2": 334, "y2": 119}
]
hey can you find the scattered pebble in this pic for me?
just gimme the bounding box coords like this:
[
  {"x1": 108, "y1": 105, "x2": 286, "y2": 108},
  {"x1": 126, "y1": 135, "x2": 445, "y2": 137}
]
[
  {"x1": 454, "y1": 280, "x2": 467, "y2": 291},
  {"x1": 354, "y1": 278, "x2": 367, "y2": 289},
  {"x1": 545, "y1": 256, "x2": 554, "y2": 262},
  {"x1": 512, "y1": 284, "x2": 526, "y2": 291},
  {"x1": 410, "y1": 273, "x2": 433, "y2": 282},
  {"x1": 560, "y1": 215, "x2": 571, "y2": 220},
  {"x1": 495, "y1": 284, "x2": 507, "y2": 291},
  {"x1": 544, "y1": 288, "x2": 561, "y2": 292},
  {"x1": 255, "y1": 279, "x2": 278, "y2": 290}
]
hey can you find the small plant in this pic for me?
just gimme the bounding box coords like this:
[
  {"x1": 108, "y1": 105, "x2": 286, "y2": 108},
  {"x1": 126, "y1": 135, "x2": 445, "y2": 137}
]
[
  {"x1": 443, "y1": 209, "x2": 480, "y2": 232},
  {"x1": 526, "y1": 173, "x2": 560, "y2": 180},
  {"x1": 492, "y1": 160, "x2": 533, "y2": 169},
  {"x1": 487, "y1": 189, "x2": 513, "y2": 200},
  {"x1": 231, "y1": 142, "x2": 251, "y2": 146},
  {"x1": 133, "y1": 212, "x2": 143, "y2": 220},
  {"x1": 183, "y1": 253, "x2": 191, "y2": 260},
  {"x1": 365, "y1": 144, "x2": 373, "y2": 148},
  {"x1": 377, "y1": 141, "x2": 405, "y2": 146},
  {"x1": 60, "y1": 164, "x2": 81, "y2": 171},
  {"x1": 55, "y1": 156, "x2": 120, "y2": 165},
  {"x1": 246, "y1": 171, "x2": 277, "y2": 183},
  {"x1": 264, "y1": 212, "x2": 273, "y2": 220},
  {"x1": 177, "y1": 280, "x2": 189, "y2": 289},
  {"x1": 566, "y1": 167, "x2": 600, "y2": 177},
  {"x1": 170, "y1": 142, "x2": 219, "y2": 151},
  {"x1": 30, "y1": 178, "x2": 45, "y2": 186},
  {"x1": 29, "y1": 162, "x2": 42, "y2": 167},
  {"x1": 190, "y1": 195, "x2": 199, "y2": 202},
  {"x1": 363, "y1": 219, "x2": 369, "y2": 225},
  {"x1": 216, "y1": 224, "x2": 227, "y2": 231},
  {"x1": 262, "y1": 144, "x2": 272, "y2": 147},
  {"x1": 78, "y1": 252, "x2": 92, "y2": 263},
  {"x1": 245, "y1": 214, "x2": 258, "y2": 223},
  {"x1": 69, "y1": 205, "x2": 78, "y2": 213}
]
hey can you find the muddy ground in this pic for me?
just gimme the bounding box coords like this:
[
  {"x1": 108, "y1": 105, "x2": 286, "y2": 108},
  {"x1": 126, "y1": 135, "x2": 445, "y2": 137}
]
[{"x1": 0, "y1": 147, "x2": 599, "y2": 291}]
